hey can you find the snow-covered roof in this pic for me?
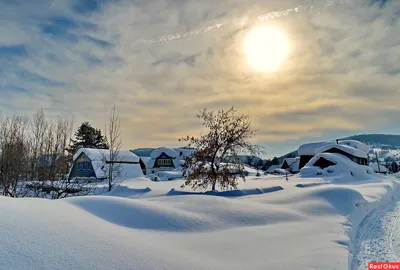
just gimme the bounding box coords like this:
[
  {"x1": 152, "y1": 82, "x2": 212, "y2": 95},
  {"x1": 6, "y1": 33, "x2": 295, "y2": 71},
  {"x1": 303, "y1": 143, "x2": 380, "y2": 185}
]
[
  {"x1": 73, "y1": 148, "x2": 140, "y2": 163},
  {"x1": 140, "y1": 157, "x2": 151, "y2": 164},
  {"x1": 300, "y1": 152, "x2": 375, "y2": 181},
  {"x1": 315, "y1": 143, "x2": 368, "y2": 159},
  {"x1": 338, "y1": 140, "x2": 370, "y2": 154},
  {"x1": 150, "y1": 147, "x2": 178, "y2": 159},
  {"x1": 283, "y1": 158, "x2": 297, "y2": 165},
  {"x1": 282, "y1": 157, "x2": 300, "y2": 172},
  {"x1": 272, "y1": 168, "x2": 290, "y2": 175},
  {"x1": 369, "y1": 162, "x2": 388, "y2": 173},
  {"x1": 71, "y1": 148, "x2": 142, "y2": 179},
  {"x1": 298, "y1": 142, "x2": 330, "y2": 156},
  {"x1": 266, "y1": 165, "x2": 282, "y2": 173}
]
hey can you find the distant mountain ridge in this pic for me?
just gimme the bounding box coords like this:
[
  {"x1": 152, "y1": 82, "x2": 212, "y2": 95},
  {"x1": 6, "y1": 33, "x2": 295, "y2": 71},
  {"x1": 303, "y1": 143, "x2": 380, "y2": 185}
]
[{"x1": 340, "y1": 134, "x2": 400, "y2": 148}]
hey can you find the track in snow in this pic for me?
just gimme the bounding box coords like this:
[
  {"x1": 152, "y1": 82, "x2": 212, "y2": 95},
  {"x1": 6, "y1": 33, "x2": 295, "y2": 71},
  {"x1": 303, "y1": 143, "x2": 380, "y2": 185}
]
[{"x1": 352, "y1": 194, "x2": 400, "y2": 270}]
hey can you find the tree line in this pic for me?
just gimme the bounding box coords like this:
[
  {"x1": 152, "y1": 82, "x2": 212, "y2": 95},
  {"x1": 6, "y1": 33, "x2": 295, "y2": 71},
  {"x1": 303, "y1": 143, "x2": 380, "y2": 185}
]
[
  {"x1": 0, "y1": 105, "x2": 265, "y2": 197},
  {"x1": 0, "y1": 106, "x2": 120, "y2": 198}
]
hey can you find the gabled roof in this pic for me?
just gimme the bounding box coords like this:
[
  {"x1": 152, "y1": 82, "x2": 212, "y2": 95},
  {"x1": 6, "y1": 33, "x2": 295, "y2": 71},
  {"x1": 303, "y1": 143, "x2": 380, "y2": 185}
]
[
  {"x1": 150, "y1": 147, "x2": 178, "y2": 159},
  {"x1": 266, "y1": 165, "x2": 282, "y2": 173},
  {"x1": 73, "y1": 148, "x2": 140, "y2": 163},
  {"x1": 338, "y1": 140, "x2": 370, "y2": 154},
  {"x1": 315, "y1": 143, "x2": 368, "y2": 159},
  {"x1": 71, "y1": 148, "x2": 142, "y2": 179},
  {"x1": 282, "y1": 157, "x2": 300, "y2": 172},
  {"x1": 298, "y1": 142, "x2": 330, "y2": 156}
]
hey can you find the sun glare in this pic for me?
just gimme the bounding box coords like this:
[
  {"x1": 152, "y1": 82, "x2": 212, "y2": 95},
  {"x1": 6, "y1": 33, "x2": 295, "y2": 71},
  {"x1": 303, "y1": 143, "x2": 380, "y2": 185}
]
[{"x1": 243, "y1": 25, "x2": 290, "y2": 73}]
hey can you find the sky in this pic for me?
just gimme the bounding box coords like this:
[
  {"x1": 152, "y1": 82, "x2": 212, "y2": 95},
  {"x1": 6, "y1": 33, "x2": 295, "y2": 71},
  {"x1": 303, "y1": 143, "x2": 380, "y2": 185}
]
[{"x1": 0, "y1": 0, "x2": 399, "y2": 158}]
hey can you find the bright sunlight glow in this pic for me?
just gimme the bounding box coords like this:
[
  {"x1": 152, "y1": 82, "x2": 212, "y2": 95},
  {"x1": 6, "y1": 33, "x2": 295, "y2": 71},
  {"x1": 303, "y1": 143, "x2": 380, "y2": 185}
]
[{"x1": 243, "y1": 25, "x2": 290, "y2": 73}]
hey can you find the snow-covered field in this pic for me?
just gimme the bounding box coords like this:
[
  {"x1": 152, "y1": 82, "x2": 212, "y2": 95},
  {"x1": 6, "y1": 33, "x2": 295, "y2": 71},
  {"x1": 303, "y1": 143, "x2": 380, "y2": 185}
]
[{"x1": 0, "y1": 172, "x2": 398, "y2": 269}]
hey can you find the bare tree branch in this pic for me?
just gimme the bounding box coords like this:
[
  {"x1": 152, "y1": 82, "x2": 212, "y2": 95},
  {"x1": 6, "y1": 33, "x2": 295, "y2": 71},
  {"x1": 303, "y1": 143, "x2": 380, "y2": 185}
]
[{"x1": 179, "y1": 107, "x2": 264, "y2": 191}]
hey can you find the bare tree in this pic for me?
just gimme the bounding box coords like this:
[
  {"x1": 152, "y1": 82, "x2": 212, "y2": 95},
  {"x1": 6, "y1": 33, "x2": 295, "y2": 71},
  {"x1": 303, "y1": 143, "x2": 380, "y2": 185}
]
[
  {"x1": 0, "y1": 114, "x2": 31, "y2": 197},
  {"x1": 179, "y1": 107, "x2": 262, "y2": 191},
  {"x1": 104, "y1": 105, "x2": 122, "y2": 191}
]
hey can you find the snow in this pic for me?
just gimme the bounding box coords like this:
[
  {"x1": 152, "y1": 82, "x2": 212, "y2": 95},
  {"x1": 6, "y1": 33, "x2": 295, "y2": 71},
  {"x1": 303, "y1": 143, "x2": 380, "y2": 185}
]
[
  {"x1": 140, "y1": 156, "x2": 151, "y2": 164},
  {"x1": 73, "y1": 148, "x2": 140, "y2": 163},
  {"x1": 1, "y1": 154, "x2": 399, "y2": 269},
  {"x1": 338, "y1": 140, "x2": 370, "y2": 154},
  {"x1": 300, "y1": 152, "x2": 374, "y2": 181},
  {"x1": 72, "y1": 148, "x2": 143, "y2": 179},
  {"x1": 369, "y1": 162, "x2": 389, "y2": 173},
  {"x1": 265, "y1": 164, "x2": 281, "y2": 173},
  {"x1": 298, "y1": 141, "x2": 330, "y2": 156},
  {"x1": 282, "y1": 157, "x2": 300, "y2": 172},
  {"x1": 150, "y1": 147, "x2": 178, "y2": 159},
  {"x1": 315, "y1": 143, "x2": 368, "y2": 159}
]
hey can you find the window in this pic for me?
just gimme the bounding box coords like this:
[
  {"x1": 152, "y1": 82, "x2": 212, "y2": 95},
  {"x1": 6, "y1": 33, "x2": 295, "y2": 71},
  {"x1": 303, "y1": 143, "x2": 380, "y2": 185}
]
[
  {"x1": 84, "y1": 162, "x2": 90, "y2": 170},
  {"x1": 158, "y1": 159, "x2": 172, "y2": 166},
  {"x1": 78, "y1": 162, "x2": 83, "y2": 170}
]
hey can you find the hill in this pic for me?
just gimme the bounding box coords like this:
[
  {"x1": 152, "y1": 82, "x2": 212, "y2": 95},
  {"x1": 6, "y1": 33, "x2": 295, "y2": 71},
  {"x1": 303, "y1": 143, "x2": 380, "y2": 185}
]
[{"x1": 341, "y1": 134, "x2": 400, "y2": 149}]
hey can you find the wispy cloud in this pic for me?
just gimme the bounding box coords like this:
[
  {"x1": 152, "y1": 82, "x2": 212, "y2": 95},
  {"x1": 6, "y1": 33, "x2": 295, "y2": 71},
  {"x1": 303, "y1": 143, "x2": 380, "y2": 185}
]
[{"x1": 0, "y1": 0, "x2": 399, "y2": 157}]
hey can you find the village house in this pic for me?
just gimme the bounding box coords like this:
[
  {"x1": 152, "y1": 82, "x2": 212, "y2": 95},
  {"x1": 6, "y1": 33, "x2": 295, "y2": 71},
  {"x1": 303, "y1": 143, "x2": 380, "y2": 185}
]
[
  {"x1": 144, "y1": 147, "x2": 196, "y2": 175},
  {"x1": 265, "y1": 164, "x2": 282, "y2": 174},
  {"x1": 68, "y1": 148, "x2": 143, "y2": 181},
  {"x1": 298, "y1": 139, "x2": 370, "y2": 171},
  {"x1": 298, "y1": 140, "x2": 371, "y2": 170},
  {"x1": 281, "y1": 157, "x2": 300, "y2": 173},
  {"x1": 297, "y1": 142, "x2": 330, "y2": 170}
]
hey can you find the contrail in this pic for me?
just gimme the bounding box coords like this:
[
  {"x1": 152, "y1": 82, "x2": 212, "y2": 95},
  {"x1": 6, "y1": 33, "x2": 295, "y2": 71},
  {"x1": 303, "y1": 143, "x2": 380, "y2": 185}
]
[{"x1": 135, "y1": 1, "x2": 350, "y2": 44}]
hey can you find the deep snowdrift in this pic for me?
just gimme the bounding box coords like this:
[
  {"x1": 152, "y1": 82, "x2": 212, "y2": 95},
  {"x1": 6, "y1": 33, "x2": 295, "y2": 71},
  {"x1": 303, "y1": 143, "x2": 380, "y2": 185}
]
[{"x1": 0, "y1": 170, "x2": 397, "y2": 269}]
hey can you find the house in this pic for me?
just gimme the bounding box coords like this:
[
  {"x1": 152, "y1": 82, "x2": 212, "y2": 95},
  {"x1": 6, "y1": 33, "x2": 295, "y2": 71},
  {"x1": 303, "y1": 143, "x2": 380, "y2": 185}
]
[
  {"x1": 144, "y1": 147, "x2": 196, "y2": 175},
  {"x1": 68, "y1": 148, "x2": 143, "y2": 181},
  {"x1": 369, "y1": 162, "x2": 389, "y2": 174},
  {"x1": 146, "y1": 147, "x2": 180, "y2": 174},
  {"x1": 281, "y1": 157, "x2": 300, "y2": 173},
  {"x1": 298, "y1": 140, "x2": 371, "y2": 170},
  {"x1": 300, "y1": 140, "x2": 370, "y2": 173},
  {"x1": 314, "y1": 143, "x2": 368, "y2": 166},
  {"x1": 139, "y1": 157, "x2": 151, "y2": 175},
  {"x1": 298, "y1": 141, "x2": 330, "y2": 170}
]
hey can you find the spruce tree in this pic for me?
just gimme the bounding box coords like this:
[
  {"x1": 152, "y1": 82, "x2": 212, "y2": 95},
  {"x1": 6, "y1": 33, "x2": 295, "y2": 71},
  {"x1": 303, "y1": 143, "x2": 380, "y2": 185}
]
[
  {"x1": 67, "y1": 122, "x2": 109, "y2": 155},
  {"x1": 271, "y1": 157, "x2": 280, "y2": 165}
]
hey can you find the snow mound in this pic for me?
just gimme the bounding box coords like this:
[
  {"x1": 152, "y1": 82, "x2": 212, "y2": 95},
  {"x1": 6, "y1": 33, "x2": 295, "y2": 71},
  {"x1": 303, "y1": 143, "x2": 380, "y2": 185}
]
[
  {"x1": 68, "y1": 194, "x2": 302, "y2": 232},
  {"x1": 300, "y1": 153, "x2": 375, "y2": 182},
  {"x1": 107, "y1": 186, "x2": 152, "y2": 198},
  {"x1": 167, "y1": 186, "x2": 284, "y2": 197}
]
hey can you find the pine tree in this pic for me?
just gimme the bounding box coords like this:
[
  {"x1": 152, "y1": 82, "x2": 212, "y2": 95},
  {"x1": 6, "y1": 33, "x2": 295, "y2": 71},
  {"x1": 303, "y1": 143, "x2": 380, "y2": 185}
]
[
  {"x1": 67, "y1": 122, "x2": 109, "y2": 155},
  {"x1": 271, "y1": 157, "x2": 280, "y2": 165},
  {"x1": 392, "y1": 161, "x2": 398, "y2": 173}
]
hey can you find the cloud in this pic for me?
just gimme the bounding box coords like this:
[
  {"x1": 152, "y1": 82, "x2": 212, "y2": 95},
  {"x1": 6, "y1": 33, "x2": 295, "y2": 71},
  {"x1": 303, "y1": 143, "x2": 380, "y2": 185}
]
[{"x1": 0, "y1": 0, "x2": 399, "y2": 157}]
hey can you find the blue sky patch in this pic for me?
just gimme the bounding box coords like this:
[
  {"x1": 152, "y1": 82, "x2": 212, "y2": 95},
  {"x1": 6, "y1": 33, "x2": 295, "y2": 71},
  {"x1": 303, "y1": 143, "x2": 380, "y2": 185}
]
[{"x1": 14, "y1": 69, "x2": 65, "y2": 87}]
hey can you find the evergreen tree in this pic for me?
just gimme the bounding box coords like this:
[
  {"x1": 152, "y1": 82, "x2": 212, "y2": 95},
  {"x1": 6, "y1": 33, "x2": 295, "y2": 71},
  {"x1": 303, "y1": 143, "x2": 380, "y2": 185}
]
[
  {"x1": 271, "y1": 157, "x2": 280, "y2": 165},
  {"x1": 392, "y1": 161, "x2": 398, "y2": 173},
  {"x1": 67, "y1": 122, "x2": 109, "y2": 155}
]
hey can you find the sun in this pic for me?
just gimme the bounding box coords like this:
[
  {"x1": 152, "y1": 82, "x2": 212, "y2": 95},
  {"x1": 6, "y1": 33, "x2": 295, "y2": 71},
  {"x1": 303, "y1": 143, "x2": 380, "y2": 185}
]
[{"x1": 243, "y1": 25, "x2": 290, "y2": 73}]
